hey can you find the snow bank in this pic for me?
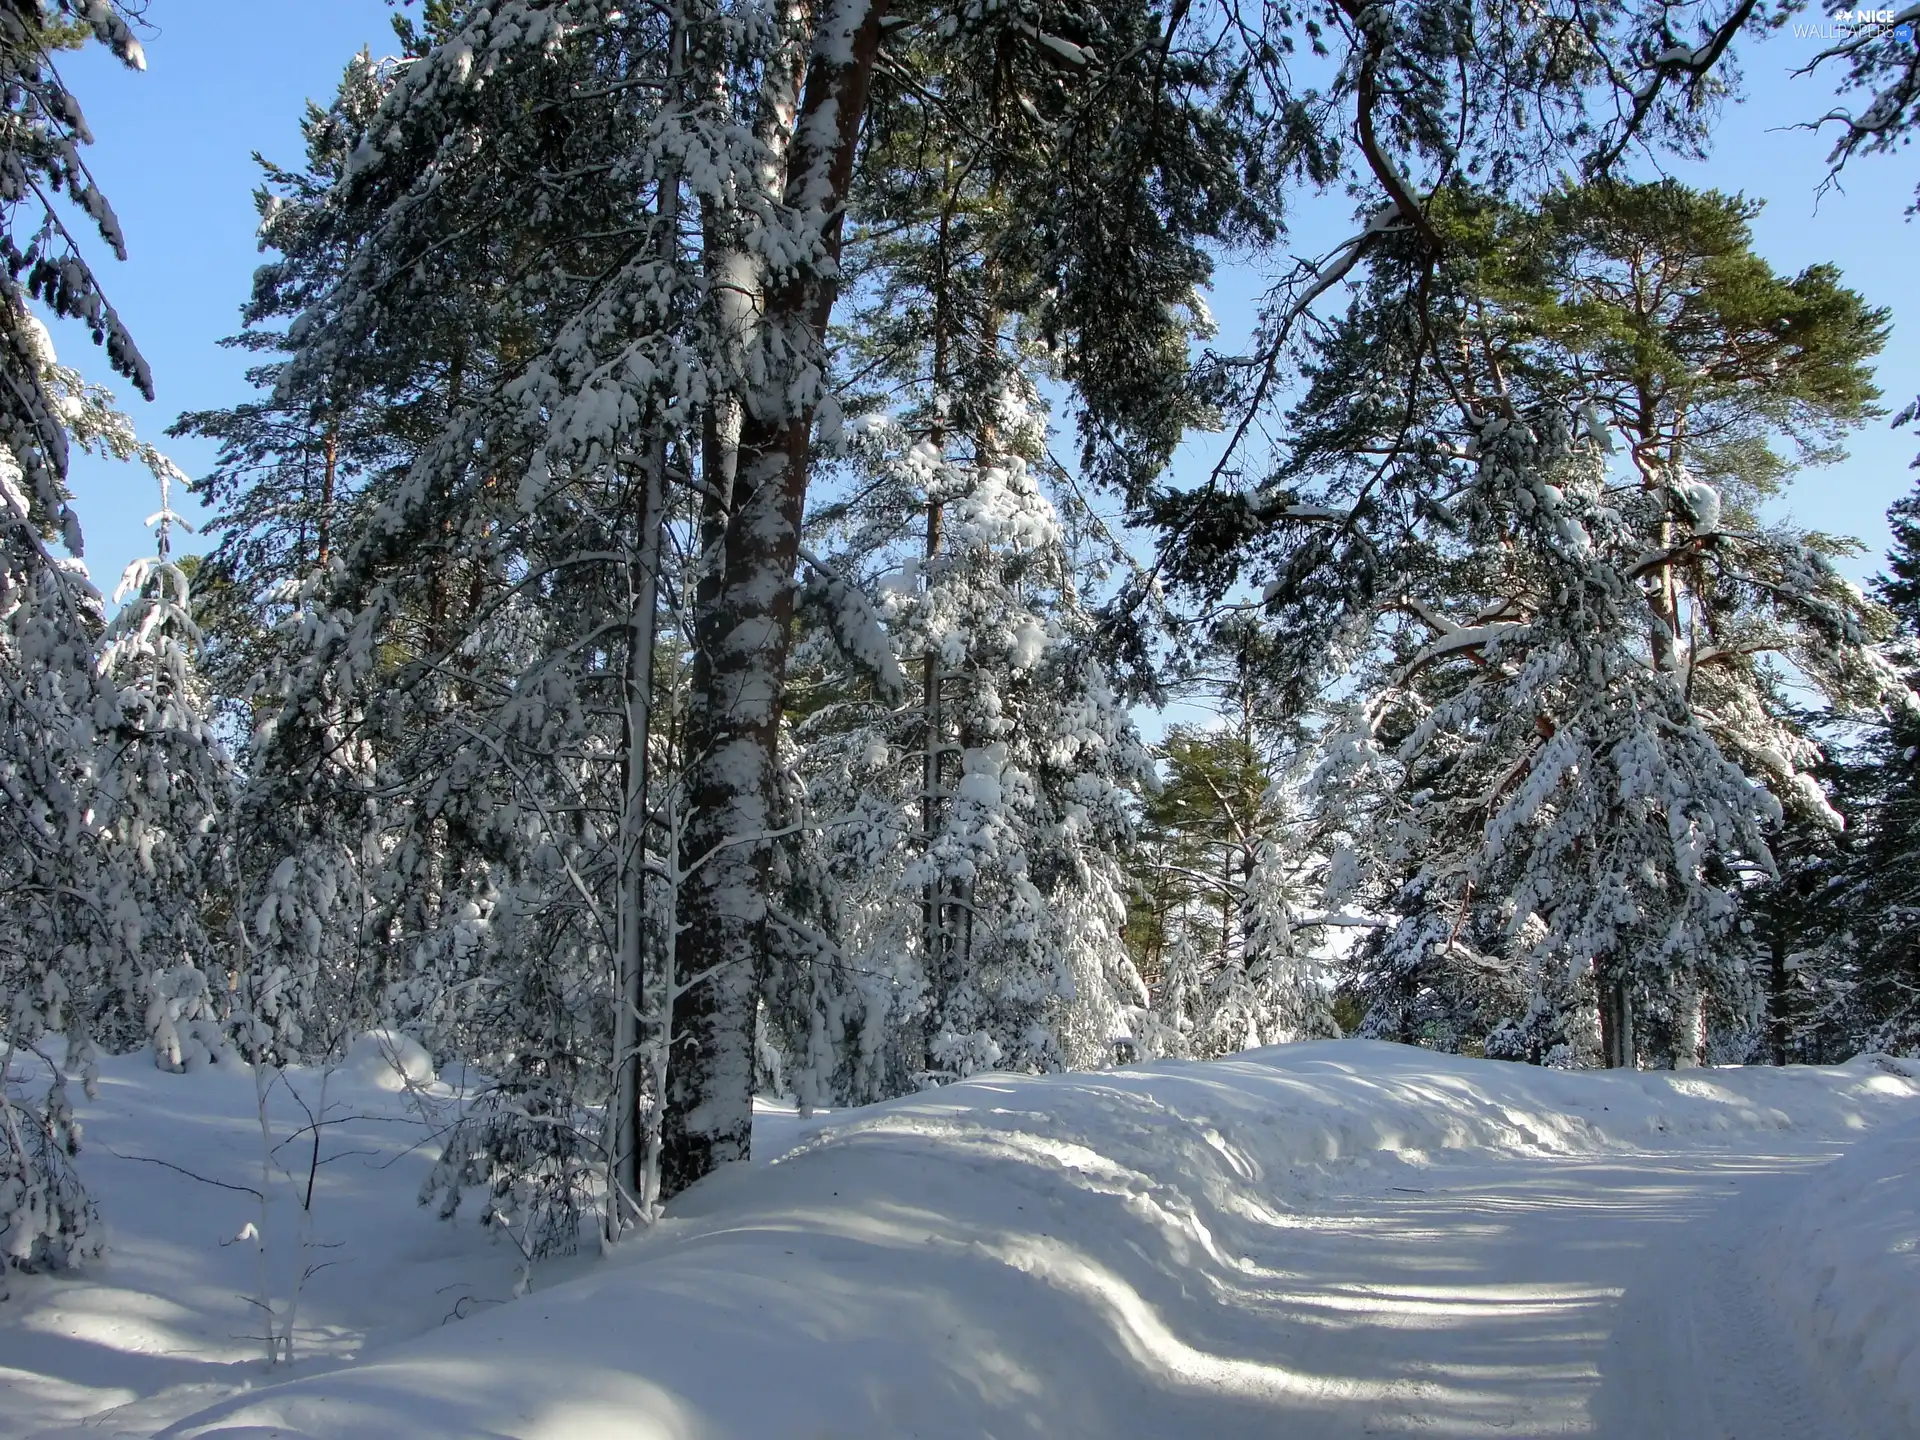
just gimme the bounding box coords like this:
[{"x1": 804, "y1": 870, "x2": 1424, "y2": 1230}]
[
  {"x1": 0, "y1": 1047, "x2": 562, "y2": 1440},
  {"x1": 342, "y1": 1029, "x2": 436, "y2": 1092},
  {"x1": 143, "y1": 1042, "x2": 1919, "y2": 1440},
  {"x1": 1758, "y1": 1060, "x2": 1920, "y2": 1433}
]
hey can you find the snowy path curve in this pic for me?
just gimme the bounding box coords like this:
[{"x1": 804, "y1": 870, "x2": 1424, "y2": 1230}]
[
  {"x1": 7, "y1": 1043, "x2": 1915, "y2": 1438},
  {"x1": 1591, "y1": 1152, "x2": 1894, "y2": 1440},
  {"x1": 137, "y1": 1144, "x2": 1892, "y2": 1439},
  {"x1": 1273, "y1": 1148, "x2": 1895, "y2": 1439},
  {"x1": 129, "y1": 1045, "x2": 1914, "y2": 1440}
]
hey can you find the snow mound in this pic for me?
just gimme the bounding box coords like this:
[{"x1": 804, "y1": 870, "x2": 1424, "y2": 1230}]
[
  {"x1": 342, "y1": 1029, "x2": 435, "y2": 1092},
  {"x1": 148, "y1": 1041, "x2": 1920, "y2": 1440},
  {"x1": 0, "y1": 1048, "x2": 551, "y2": 1440},
  {"x1": 1758, "y1": 1063, "x2": 1920, "y2": 1432}
]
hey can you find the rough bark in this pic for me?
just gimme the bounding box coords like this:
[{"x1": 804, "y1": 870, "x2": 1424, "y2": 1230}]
[
  {"x1": 317, "y1": 426, "x2": 337, "y2": 569},
  {"x1": 1599, "y1": 972, "x2": 1636, "y2": 1069},
  {"x1": 1768, "y1": 920, "x2": 1790, "y2": 1066},
  {"x1": 662, "y1": 0, "x2": 891, "y2": 1200}
]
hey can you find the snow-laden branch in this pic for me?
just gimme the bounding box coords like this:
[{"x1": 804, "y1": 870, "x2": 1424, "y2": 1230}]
[
  {"x1": 1397, "y1": 621, "x2": 1532, "y2": 682},
  {"x1": 1586, "y1": 0, "x2": 1765, "y2": 177}
]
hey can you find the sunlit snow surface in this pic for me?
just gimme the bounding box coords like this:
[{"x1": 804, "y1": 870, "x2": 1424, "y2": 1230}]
[
  {"x1": 1757, "y1": 1108, "x2": 1920, "y2": 1431},
  {"x1": 3, "y1": 1042, "x2": 1916, "y2": 1439}
]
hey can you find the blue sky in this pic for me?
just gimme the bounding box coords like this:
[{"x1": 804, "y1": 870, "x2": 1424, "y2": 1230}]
[
  {"x1": 57, "y1": 0, "x2": 398, "y2": 592},
  {"x1": 1171, "y1": 25, "x2": 1920, "y2": 584},
  {"x1": 50, "y1": 6, "x2": 1920, "y2": 606}
]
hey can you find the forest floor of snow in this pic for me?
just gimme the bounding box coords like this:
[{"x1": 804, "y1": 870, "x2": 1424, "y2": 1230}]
[{"x1": 3, "y1": 1040, "x2": 1917, "y2": 1439}]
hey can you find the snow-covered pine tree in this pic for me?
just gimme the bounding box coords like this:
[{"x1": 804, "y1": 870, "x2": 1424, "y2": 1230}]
[
  {"x1": 1795, "y1": 480, "x2": 1920, "y2": 1060},
  {"x1": 0, "y1": 0, "x2": 159, "y2": 1294},
  {"x1": 1127, "y1": 714, "x2": 1336, "y2": 1061},
  {"x1": 1152, "y1": 174, "x2": 1889, "y2": 1067},
  {"x1": 1200, "y1": 624, "x2": 1345, "y2": 1052},
  {"x1": 1313, "y1": 412, "x2": 1803, "y2": 1067},
  {"x1": 1130, "y1": 727, "x2": 1269, "y2": 1052},
  {"x1": 225, "y1": 0, "x2": 712, "y2": 1246},
  {"x1": 1186, "y1": 181, "x2": 1893, "y2": 1067},
  {"x1": 173, "y1": 38, "x2": 453, "y2": 1089},
  {"x1": 1739, "y1": 729, "x2": 1858, "y2": 1064},
  {"x1": 3, "y1": 352, "x2": 202, "y2": 1266},
  {"x1": 913, "y1": 473, "x2": 1156, "y2": 1082},
  {"x1": 776, "y1": 391, "x2": 1152, "y2": 1097},
  {"x1": 0, "y1": 369, "x2": 111, "y2": 1291},
  {"x1": 170, "y1": 50, "x2": 397, "y2": 724},
  {"x1": 1238, "y1": 809, "x2": 1343, "y2": 1049},
  {"x1": 97, "y1": 464, "x2": 236, "y2": 1072}
]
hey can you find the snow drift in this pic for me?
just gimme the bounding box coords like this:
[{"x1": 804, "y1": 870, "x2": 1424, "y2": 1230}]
[
  {"x1": 0, "y1": 1043, "x2": 558, "y2": 1440},
  {"x1": 1759, "y1": 1073, "x2": 1920, "y2": 1433},
  {"x1": 118, "y1": 1040, "x2": 1918, "y2": 1440}
]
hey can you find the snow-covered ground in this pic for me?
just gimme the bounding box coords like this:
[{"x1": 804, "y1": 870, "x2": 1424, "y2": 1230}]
[
  {"x1": 1758, "y1": 1106, "x2": 1920, "y2": 1433},
  {"x1": 4, "y1": 1042, "x2": 1917, "y2": 1439},
  {"x1": 0, "y1": 1037, "x2": 592, "y2": 1438}
]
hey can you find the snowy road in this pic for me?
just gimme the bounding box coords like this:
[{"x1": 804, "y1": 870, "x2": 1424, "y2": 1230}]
[
  {"x1": 138, "y1": 1146, "x2": 1895, "y2": 1439},
  {"x1": 110, "y1": 1046, "x2": 1912, "y2": 1440},
  {"x1": 1227, "y1": 1149, "x2": 1888, "y2": 1439}
]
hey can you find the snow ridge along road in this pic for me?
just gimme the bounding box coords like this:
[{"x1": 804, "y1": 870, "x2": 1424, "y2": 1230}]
[{"x1": 5, "y1": 1041, "x2": 1916, "y2": 1439}]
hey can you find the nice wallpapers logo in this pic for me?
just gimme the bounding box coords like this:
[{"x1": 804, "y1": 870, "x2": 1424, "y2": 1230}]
[{"x1": 1792, "y1": 9, "x2": 1919, "y2": 40}]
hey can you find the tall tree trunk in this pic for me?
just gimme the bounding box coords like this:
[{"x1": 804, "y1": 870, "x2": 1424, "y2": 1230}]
[
  {"x1": 608, "y1": 8, "x2": 693, "y2": 1234},
  {"x1": 316, "y1": 425, "x2": 337, "y2": 569},
  {"x1": 1768, "y1": 914, "x2": 1791, "y2": 1066},
  {"x1": 609, "y1": 451, "x2": 669, "y2": 1229},
  {"x1": 921, "y1": 191, "x2": 952, "y2": 1072},
  {"x1": 698, "y1": 0, "x2": 807, "y2": 529},
  {"x1": 920, "y1": 484, "x2": 947, "y2": 1065},
  {"x1": 1599, "y1": 970, "x2": 1635, "y2": 1069},
  {"x1": 663, "y1": 0, "x2": 890, "y2": 1200}
]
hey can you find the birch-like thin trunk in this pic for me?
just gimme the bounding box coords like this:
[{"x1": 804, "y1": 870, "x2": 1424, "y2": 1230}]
[
  {"x1": 607, "y1": 10, "x2": 688, "y2": 1239},
  {"x1": 921, "y1": 195, "x2": 951, "y2": 1071},
  {"x1": 637, "y1": 790, "x2": 682, "y2": 1214},
  {"x1": 250, "y1": 1059, "x2": 282, "y2": 1364},
  {"x1": 608, "y1": 452, "x2": 668, "y2": 1234},
  {"x1": 1768, "y1": 919, "x2": 1791, "y2": 1066},
  {"x1": 920, "y1": 489, "x2": 947, "y2": 1068},
  {"x1": 278, "y1": 1063, "x2": 332, "y2": 1364},
  {"x1": 663, "y1": 0, "x2": 890, "y2": 1200}
]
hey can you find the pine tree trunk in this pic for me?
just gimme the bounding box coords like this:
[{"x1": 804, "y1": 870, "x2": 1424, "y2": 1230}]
[
  {"x1": 1220, "y1": 842, "x2": 1234, "y2": 960},
  {"x1": 316, "y1": 426, "x2": 337, "y2": 569},
  {"x1": 921, "y1": 193, "x2": 951, "y2": 1072},
  {"x1": 663, "y1": 0, "x2": 890, "y2": 1201},
  {"x1": 920, "y1": 492, "x2": 947, "y2": 1067},
  {"x1": 1768, "y1": 917, "x2": 1790, "y2": 1065},
  {"x1": 1599, "y1": 972, "x2": 1635, "y2": 1069}
]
